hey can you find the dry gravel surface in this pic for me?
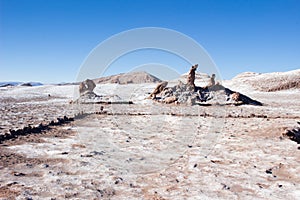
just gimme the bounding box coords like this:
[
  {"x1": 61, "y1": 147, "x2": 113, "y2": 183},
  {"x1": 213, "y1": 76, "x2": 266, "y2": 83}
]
[{"x1": 0, "y1": 82, "x2": 299, "y2": 200}]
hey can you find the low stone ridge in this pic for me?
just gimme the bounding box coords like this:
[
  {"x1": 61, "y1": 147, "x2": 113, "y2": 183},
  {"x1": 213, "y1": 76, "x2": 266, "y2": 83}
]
[
  {"x1": 150, "y1": 65, "x2": 263, "y2": 106},
  {"x1": 0, "y1": 116, "x2": 74, "y2": 143}
]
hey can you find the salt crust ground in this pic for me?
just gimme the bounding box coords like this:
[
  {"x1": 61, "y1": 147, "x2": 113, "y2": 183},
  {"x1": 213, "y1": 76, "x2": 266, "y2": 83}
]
[{"x1": 0, "y1": 78, "x2": 299, "y2": 199}]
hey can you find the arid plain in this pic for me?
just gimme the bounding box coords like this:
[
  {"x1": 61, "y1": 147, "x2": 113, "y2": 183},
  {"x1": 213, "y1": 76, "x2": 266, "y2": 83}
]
[{"x1": 0, "y1": 70, "x2": 299, "y2": 200}]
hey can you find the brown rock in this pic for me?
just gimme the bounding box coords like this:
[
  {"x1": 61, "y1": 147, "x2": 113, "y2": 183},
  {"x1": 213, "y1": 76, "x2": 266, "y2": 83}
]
[
  {"x1": 207, "y1": 74, "x2": 216, "y2": 87},
  {"x1": 187, "y1": 64, "x2": 198, "y2": 89},
  {"x1": 163, "y1": 96, "x2": 177, "y2": 104},
  {"x1": 79, "y1": 79, "x2": 96, "y2": 95},
  {"x1": 148, "y1": 81, "x2": 168, "y2": 99},
  {"x1": 231, "y1": 92, "x2": 240, "y2": 101}
]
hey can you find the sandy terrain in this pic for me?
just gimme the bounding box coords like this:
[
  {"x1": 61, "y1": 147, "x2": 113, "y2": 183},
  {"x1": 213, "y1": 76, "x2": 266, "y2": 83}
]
[{"x1": 0, "y1": 73, "x2": 300, "y2": 199}]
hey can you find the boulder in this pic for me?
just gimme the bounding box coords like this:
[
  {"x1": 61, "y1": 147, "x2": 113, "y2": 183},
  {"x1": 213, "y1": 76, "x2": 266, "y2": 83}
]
[
  {"x1": 163, "y1": 96, "x2": 177, "y2": 104},
  {"x1": 148, "y1": 81, "x2": 168, "y2": 99},
  {"x1": 79, "y1": 79, "x2": 96, "y2": 95},
  {"x1": 231, "y1": 92, "x2": 240, "y2": 101}
]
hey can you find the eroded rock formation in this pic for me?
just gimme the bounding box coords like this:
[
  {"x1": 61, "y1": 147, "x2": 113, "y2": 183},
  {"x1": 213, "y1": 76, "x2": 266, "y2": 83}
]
[
  {"x1": 187, "y1": 64, "x2": 198, "y2": 89},
  {"x1": 148, "y1": 81, "x2": 168, "y2": 99},
  {"x1": 207, "y1": 74, "x2": 216, "y2": 87},
  {"x1": 79, "y1": 79, "x2": 96, "y2": 95},
  {"x1": 75, "y1": 79, "x2": 125, "y2": 104},
  {"x1": 149, "y1": 64, "x2": 262, "y2": 106}
]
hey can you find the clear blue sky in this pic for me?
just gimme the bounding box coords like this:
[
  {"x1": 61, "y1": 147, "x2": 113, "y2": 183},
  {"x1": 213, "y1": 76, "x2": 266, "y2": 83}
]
[{"x1": 0, "y1": 0, "x2": 299, "y2": 83}]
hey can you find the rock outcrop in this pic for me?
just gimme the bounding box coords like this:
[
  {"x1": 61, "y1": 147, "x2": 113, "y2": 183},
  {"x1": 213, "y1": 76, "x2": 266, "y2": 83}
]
[
  {"x1": 283, "y1": 122, "x2": 300, "y2": 144},
  {"x1": 79, "y1": 79, "x2": 96, "y2": 95},
  {"x1": 207, "y1": 74, "x2": 216, "y2": 87},
  {"x1": 148, "y1": 81, "x2": 168, "y2": 99},
  {"x1": 231, "y1": 69, "x2": 300, "y2": 92},
  {"x1": 187, "y1": 64, "x2": 198, "y2": 89},
  {"x1": 75, "y1": 79, "x2": 126, "y2": 104},
  {"x1": 149, "y1": 65, "x2": 262, "y2": 106},
  {"x1": 95, "y1": 71, "x2": 161, "y2": 84}
]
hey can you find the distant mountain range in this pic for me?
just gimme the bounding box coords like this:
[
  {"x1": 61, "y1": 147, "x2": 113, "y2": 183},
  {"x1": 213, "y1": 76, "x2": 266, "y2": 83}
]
[
  {"x1": 0, "y1": 82, "x2": 43, "y2": 87},
  {"x1": 0, "y1": 71, "x2": 162, "y2": 87}
]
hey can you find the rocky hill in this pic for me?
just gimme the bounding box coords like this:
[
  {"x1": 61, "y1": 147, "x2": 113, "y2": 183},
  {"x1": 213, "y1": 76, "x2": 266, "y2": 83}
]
[
  {"x1": 226, "y1": 69, "x2": 300, "y2": 92},
  {"x1": 94, "y1": 71, "x2": 161, "y2": 84}
]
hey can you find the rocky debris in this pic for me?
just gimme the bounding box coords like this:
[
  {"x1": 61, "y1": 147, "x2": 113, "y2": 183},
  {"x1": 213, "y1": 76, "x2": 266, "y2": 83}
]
[
  {"x1": 0, "y1": 116, "x2": 74, "y2": 143},
  {"x1": 97, "y1": 187, "x2": 116, "y2": 198},
  {"x1": 0, "y1": 99, "x2": 75, "y2": 137},
  {"x1": 0, "y1": 146, "x2": 66, "y2": 169},
  {"x1": 265, "y1": 168, "x2": 273, "y2": 174},
  {"x1": 283, "y1": 123, "x2": 300, "y2": 144},
  {"x1": 114, "y1": 177, "x2": 123, "y2": 185},
  {"x1": 265, "y1": 163, "x2": 285, "y2": 178},
  {"x1": 75, "y1": 92, "x2": 123, "y2": 104},
  {"x1": 221, "y1": 183, "x2": 231, "y2": 190},
  {"x1": 223, "y1": 87, "x2": 263, "y2": 106},
  {"x1": 13, "y1": 172, "x2": 26, "y2": 176},
  {"x1": 151, "y1": 195, "x2": 167, "y2": 200},
  {"x1": 0, "y1": 182, "x2": 21, "y2": 198},
  {"x1": 149, "y1": 65, "x2": 262, "y2": 106}
]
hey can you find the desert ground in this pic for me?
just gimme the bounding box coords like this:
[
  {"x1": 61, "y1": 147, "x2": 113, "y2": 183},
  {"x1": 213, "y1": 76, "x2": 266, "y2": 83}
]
[{"x1": 0, "y1": 70, "x2": 299, "y2": 200}]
